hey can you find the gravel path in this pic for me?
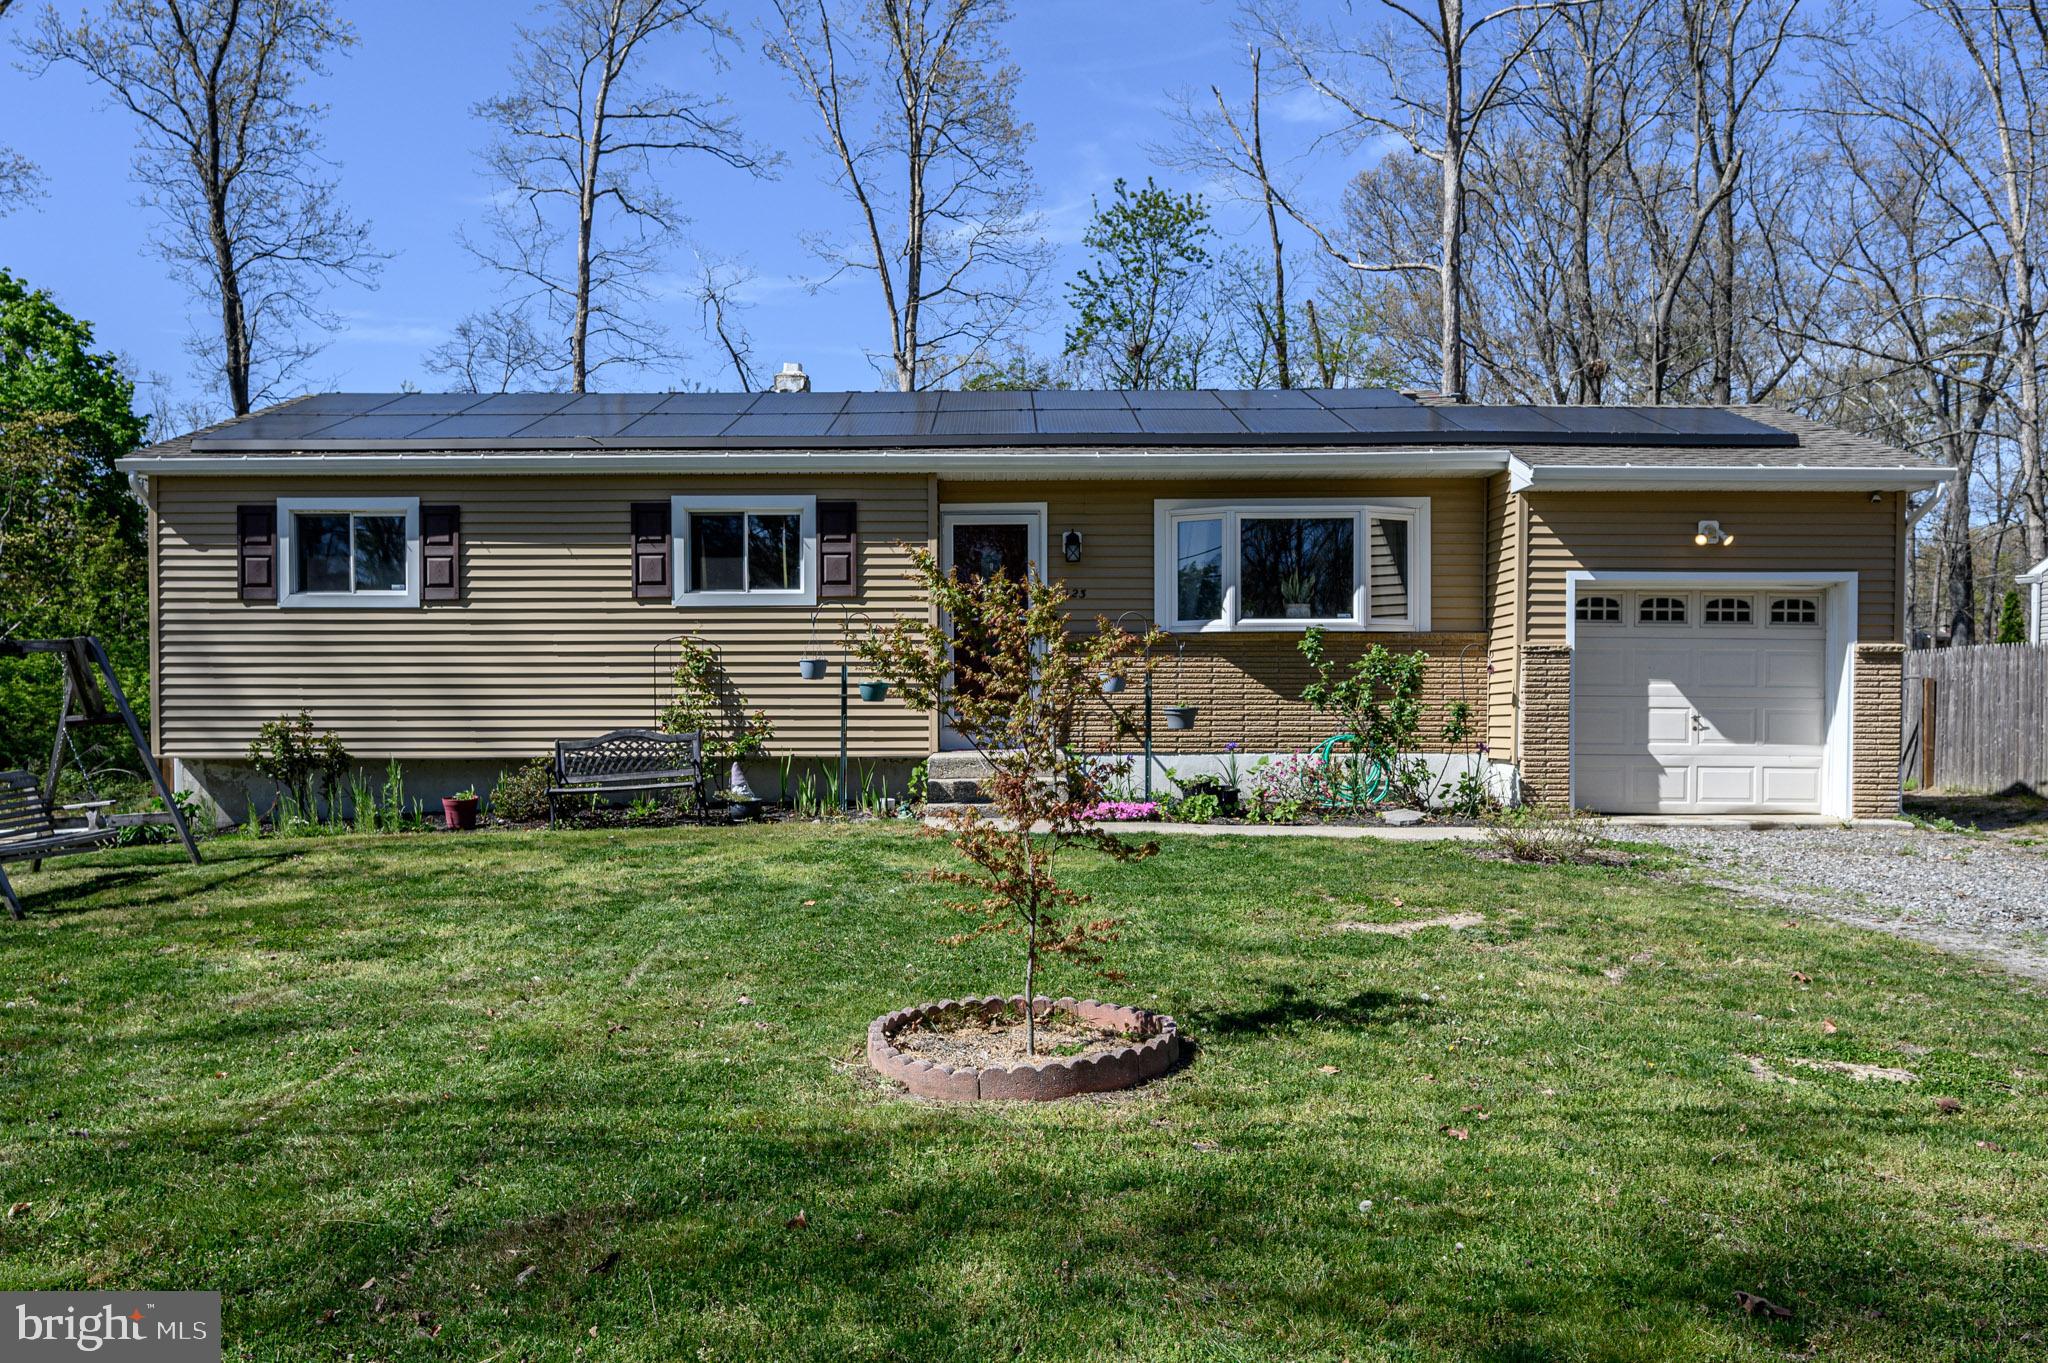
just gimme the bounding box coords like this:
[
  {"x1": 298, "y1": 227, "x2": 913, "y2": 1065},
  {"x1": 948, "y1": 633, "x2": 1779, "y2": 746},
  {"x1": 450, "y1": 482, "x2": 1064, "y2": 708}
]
[{"x1": 1624, "y1": 822, "x2": 2048, "y2": 982}]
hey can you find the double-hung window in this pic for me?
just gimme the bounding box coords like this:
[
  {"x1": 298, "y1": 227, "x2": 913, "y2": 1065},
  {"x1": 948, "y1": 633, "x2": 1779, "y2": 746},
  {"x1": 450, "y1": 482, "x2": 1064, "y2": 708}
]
[
  {"x1": 277, "y1": 497, "x2": 420, "y2": 608},
  {"x1": 672, "y1": 494, "x2": 818, "y2": 607},
  {"x1": 1155, "y1": 497, "x2": 1429, "y2": 632}
]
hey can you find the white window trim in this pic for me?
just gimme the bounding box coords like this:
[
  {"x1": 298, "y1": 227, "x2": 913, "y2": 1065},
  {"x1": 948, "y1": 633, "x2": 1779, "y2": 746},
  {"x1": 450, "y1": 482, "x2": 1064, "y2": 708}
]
[
  {"x1": 1152, "y1": 496, "x2": 1430, "y2": 633},
  {"x1": 671, "y1": 494, "x2": 818, "y2": 608},
  {"x1": 277, "y1": 496, "x2": 421, "y2": 609}
]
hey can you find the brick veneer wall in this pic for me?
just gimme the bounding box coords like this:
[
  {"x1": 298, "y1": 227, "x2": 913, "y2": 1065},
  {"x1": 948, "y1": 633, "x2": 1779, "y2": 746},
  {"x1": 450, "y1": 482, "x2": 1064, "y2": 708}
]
[
  {"x1": 1518, "y1": 645, "x2": 1573, "y2": 808},
  {"x1": 1072, "y1": 631, "x2": 1490, "y2": 753},
  {"x1": 1853, "y1": 643, "x2": 1905, "y2": 819}
]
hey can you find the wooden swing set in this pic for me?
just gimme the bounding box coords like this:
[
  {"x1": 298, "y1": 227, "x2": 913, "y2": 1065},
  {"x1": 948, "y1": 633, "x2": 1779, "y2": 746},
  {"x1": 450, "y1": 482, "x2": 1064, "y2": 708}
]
[{"x1": 0, "y1": 636, "x2": 200, "y2": 919}]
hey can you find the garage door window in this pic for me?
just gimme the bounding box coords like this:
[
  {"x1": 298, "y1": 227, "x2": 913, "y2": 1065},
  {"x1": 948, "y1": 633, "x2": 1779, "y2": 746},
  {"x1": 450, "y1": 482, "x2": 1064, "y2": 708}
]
[
  {"x1": 1576, "y1": 594, "x2": 1621, "y2": 623},
  {"x1": 1769, "y1": 596, "x2": 1819, "y2": 626},
  {"x1": 1703, "y1": 596, "x2": 1752, "y2": 625},
  {"x1": 1638, "y1": 595, "x2": 1687, "y2": 624}
]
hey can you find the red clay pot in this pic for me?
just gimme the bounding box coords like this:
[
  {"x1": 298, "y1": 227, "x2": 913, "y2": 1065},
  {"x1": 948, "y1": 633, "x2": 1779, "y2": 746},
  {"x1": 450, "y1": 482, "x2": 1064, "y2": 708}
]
[{"x1": 441, "y1": 796, "x2": 480, "y2": 831}]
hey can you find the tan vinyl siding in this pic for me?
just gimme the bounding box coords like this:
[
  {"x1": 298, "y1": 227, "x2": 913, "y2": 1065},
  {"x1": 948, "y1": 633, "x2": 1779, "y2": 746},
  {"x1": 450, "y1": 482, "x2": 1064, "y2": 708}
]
[
  {"x1": 153, "y1": 474, "x2": 933, "y2": 759},
  {"x1": 944, "y1": 478, "x2": 1490, "y2": 750},
  {"x1": 1483, "y1": 471, "x2": 1518, "y2": 757},
  {"x1": 1523, "y1": 491, "x2": 1902, "y2": 643}
]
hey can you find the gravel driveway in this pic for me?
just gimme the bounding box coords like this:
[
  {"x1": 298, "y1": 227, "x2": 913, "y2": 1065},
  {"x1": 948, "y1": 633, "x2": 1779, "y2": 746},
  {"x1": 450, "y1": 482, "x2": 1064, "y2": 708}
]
[{"x1": 1621, "y1": 822, "x2": 2048, "y2": 983}]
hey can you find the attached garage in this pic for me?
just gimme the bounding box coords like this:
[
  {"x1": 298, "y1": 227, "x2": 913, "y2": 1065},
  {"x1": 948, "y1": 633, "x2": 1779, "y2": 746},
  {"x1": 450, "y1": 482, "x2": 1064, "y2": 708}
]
[{"x1": 1566, "y1": 576, "x2": 1856, "y2": 817}]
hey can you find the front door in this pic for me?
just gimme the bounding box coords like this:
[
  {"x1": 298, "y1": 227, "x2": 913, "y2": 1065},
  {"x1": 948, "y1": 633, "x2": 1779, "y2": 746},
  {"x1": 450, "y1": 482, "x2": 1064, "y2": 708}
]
[{"x1": 938, "y1": 508, "x2": 1044, "y2": 750}]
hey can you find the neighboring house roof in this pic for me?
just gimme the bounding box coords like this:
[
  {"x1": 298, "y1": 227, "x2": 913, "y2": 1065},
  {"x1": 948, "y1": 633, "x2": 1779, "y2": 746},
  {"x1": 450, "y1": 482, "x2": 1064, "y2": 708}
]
[{"x1": 120, "y1": 388, "x2": 1952, "y2": 490}]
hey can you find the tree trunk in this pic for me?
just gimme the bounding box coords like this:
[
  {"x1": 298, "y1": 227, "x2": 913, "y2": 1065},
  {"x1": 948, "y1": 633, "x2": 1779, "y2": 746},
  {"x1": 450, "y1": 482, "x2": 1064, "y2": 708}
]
[
  {"x1": 1439, "y1": 26, "x2": 1466, "y2": 403},
  {"x1": 571, "y1": 56, "x2": 617, "y2": 395},
  {"x1": 1251, "y1": 50, "x2": 1290, "y2": 389}
]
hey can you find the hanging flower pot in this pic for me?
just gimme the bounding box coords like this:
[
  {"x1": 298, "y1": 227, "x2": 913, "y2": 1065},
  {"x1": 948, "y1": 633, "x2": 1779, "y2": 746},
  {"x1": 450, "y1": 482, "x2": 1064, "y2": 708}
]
[
  {"x1": 1164, "y1": 704, "x2": 1197, "y2": 730},
  {"x1": 859, "y1": 680, "x2": 890, "y2": 702},
  {"x1": 798, "y1": 657, "x2": 827, "y2": 680},
  {"x1": 1100, "y1": 671, "x2": 1125, "y2": 694}
]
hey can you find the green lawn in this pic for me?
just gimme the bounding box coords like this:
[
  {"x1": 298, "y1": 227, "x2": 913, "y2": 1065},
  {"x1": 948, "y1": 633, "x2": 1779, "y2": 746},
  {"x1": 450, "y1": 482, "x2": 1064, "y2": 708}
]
[{"x1": 1, "y1": 826, "x2": 2043, "y2": 1361}]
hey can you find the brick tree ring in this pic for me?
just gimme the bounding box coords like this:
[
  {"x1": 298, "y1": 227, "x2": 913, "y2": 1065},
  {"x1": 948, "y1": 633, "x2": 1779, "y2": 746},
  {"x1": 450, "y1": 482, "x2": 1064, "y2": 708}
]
[{"x1": 867, "y1": 996, "x2": 1182, "y2": 1101}]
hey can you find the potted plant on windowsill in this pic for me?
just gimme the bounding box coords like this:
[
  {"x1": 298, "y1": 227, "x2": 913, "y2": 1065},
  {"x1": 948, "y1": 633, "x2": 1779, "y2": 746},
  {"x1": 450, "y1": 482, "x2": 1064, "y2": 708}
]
[
  {"x1": 442, "y1": 786, "x2": 480, "y2": 831},
  {"x1": 1279, "y1": 571, "x2": 1315, "y2": 620}
]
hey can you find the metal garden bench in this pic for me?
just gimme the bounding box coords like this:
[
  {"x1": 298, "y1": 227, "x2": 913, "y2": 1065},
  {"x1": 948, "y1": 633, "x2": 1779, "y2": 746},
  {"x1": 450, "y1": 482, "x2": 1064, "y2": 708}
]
[{"x1": 547, "y1": 728, "x2": 709, "y2": 827}]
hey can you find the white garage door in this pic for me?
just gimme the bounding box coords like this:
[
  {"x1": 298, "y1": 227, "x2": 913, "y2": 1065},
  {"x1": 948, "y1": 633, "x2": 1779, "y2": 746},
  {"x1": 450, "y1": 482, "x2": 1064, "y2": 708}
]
[{"x1": 1571, "y1": 589, "x2": 1828, "y2": 814}]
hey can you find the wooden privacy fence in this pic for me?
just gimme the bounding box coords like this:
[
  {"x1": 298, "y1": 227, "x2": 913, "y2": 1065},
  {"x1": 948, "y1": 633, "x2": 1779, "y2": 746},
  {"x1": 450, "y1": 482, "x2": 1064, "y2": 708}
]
[{"x1": 1901, "y1": 643, "x2": 2048, "y2": 794}]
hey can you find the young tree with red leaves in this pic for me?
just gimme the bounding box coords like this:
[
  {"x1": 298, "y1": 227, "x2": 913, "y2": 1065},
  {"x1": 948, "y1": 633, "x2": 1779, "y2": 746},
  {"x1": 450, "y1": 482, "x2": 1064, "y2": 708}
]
[{"x1": 855, "y1": 547, "x2": 1160, "y2": 1055}]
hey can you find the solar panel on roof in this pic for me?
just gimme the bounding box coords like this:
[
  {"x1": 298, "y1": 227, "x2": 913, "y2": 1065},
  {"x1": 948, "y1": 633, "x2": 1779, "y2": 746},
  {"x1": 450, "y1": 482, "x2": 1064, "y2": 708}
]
[
  {"x1": 556, "y1": 393, "x2": 671, "y2": 414},
  {"x1": 828, "y1": 410, "x2": 938, "y2": 437},
  {"x1": 509, "y1": 413, "x2": 644, "y2": 439},
  {"x1": 724, "y1": 412, "x2": 842, "y2": 437},
  {"x1": 617, "y1": 413, "x2": 740, "y2": 438},
  {"x1": 301, "y1": 414, "x2": 451, "y2": 440},
  {"x1": 840, "y1": 391, "x2": 945, "y2": 412},
  {"x1": 1636, "y1": 408, "x2": 1791, "y2": 441},
  {"x1": 1125, "y1": 390, "x2": 1225, "y2": 409},
  {"x1": 1236, "y1": 407, "x2": 1350, "y2": 435},
  {"x1": 1333, "y1": 407, "x2": 1464, "y2": 436},
  {"x1": 654, "y1": 391, "x2": 756, "y2": 413},
  {"x1": 931, "y1": 409, "x2": 1034, "y2": 436},
  {"x1": 280, "y1": 392, "x2": 402, "y2": 415},
  {"x1": 1029, "y1": 390, "x2": 1130, "y2": 409},
  {"x1": 938, "y1": 390, "x2": 1031, "y2": 411},
  {"x1": 746, "y1": 390, "x2": 850, "y2": 414},
  {"x1": 464, "y1": 393, "x2": 578, "y2": 414},
  {"x1": 1134, "y1": 408, "x2": 1245, "y2": 434},
  {"x1": 1033, "y1": 408, "x2": 1140, "y2": 434},
  {"x1": 1219, "y1": 389, "x2": 1319, "y2": 409},
  {"x1": 410, "y1": 413, "x2": 555, "y2": 440},
  {"x1": 361, "y1": 393, "x2": 489, "y2": 415},
  {"x1": 1311, "y1": 388, "x2": 1415, "y2": 408},
  {"x1": 1437, "y1": 406, "x2": 1571, "y2": 435},
  {"x1": 215, "y1": 412, "x2": 361, "y2": 441},
  {"x1": 1525, "y1": 406, "x2": 1672, "y2": 436}
]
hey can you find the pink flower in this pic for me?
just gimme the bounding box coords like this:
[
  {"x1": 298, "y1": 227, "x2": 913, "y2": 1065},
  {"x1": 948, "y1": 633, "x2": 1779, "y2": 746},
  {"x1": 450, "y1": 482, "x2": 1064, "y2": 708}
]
[{"x1": 1082, "y1": 801, "x2": 1160, "y2": 821}]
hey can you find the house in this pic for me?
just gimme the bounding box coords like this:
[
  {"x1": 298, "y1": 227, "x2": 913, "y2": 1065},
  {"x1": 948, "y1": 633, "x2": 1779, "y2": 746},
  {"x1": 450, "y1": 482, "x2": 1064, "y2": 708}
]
[
  {"x1": 118, "y1": 379, "x2": 1950, "y2": 822},
  {"x1": 2021, "y1": 556, "x2": 2048, "y2": 645}
]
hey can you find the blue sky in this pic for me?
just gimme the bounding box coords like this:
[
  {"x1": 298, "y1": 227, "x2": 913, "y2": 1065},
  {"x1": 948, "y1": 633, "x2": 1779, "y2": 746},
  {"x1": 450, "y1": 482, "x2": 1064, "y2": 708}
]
[{"x1": 1, "y1": 0, "x2": 1368, "y2": 420}]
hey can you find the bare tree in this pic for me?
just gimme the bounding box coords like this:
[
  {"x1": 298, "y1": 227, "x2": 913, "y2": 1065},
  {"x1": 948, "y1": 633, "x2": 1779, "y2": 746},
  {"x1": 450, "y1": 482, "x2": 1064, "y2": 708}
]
[
  {"x1": 0, "y1": 1, "x2": 41, "y2": 216},
  {"x1": 422, "y1": 306, "x2": 565, "y2": 393},
  {"x1": 764, "y1": 0, "x2": 1048, "y2": 391},
  {"x1": 689, "y1": 251, "x2": 757, "y2": 390},
  {"x1": 1817, "y1": 1, "x2": 2048, "y2": 565},
  {"x1": 1251, "y1": 0, "x2": 1573, "y2": 400},
  {"x1": 468, "y1": 0, "x2": 770, "y2": 393},
  {"x1": 28, "y1": 0, "x2": 380, "y2": 415},
  {"x1": 1161, "y1": 44, "x2": 1293, "y2": 386}
]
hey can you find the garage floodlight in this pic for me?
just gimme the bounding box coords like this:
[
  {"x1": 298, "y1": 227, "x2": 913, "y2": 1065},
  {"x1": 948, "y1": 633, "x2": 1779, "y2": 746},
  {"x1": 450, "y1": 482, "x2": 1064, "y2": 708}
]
[{"x1": 1695, "y1": 519, "x2": 1734, "y2": 547}]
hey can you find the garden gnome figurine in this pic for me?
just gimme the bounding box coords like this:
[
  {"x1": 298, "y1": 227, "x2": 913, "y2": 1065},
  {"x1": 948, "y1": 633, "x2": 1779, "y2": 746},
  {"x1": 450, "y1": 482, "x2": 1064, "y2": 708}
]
[{"x1": 728, "y1": 760, "x2": 757, "y2": 801}]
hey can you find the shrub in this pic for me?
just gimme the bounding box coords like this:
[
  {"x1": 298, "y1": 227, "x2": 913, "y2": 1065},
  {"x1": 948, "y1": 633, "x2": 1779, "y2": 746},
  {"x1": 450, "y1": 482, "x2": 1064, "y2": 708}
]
[
  {"x1": 245, "y1": 711, "x2": 350, "y2": 818},
  {"x1": 660, "y1": 637, "x2": 774, "y2": 763},
  {"x1": 1484, "y1": 805, "x2": 1607, "y2": 864},
  {"x1": 490, "y1": 757, "x2": 553, "y2": 823}
]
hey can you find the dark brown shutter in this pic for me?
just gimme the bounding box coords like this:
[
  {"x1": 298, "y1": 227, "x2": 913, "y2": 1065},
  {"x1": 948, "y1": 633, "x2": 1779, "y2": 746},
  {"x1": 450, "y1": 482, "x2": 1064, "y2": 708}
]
[
  {"x1": 237, "y1": 504, "x2": 277, "y2": 603},
  {"x1": 421, "y1": 504, "x2": 461, "y2": 602},
  {"x1": 818, "y1": 500, "x2": 858, "y2": 599},
  {"x1": 631, "y1": 501, "x2": 672, "y2": 599}
]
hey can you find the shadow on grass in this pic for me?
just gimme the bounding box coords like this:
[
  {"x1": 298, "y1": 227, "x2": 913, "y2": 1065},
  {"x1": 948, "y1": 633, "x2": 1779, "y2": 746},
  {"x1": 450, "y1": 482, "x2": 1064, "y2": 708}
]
[
  {"x1": 1194, "y1": 984, "x2": 1433, "y2": 1036},
  {"x1": 15, "y1": 851, "x2": 295, "y2": 920}
]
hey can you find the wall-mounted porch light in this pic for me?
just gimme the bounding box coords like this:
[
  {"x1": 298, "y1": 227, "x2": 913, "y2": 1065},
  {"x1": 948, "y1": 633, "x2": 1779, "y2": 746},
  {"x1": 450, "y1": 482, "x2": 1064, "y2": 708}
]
[
  {"x1": 1062, "y1": 529, "x2": 1084, "y2": 563},
  {"x1": 1694, "y1": 519, "x2": 1735, "y2": 547}
]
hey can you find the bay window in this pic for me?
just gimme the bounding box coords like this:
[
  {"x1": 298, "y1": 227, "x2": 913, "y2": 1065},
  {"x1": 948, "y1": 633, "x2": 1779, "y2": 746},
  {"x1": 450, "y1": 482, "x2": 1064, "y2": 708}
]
[{"x1": 1154, "y1": 497, "x2": 1428, "y2": 632}]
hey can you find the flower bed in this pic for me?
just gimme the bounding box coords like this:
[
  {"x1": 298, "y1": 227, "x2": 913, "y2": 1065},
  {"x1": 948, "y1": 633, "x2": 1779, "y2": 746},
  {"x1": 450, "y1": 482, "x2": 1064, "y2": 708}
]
[{"x1": 868, "y1": 996, "x2": 1181, "y2": 1102}]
